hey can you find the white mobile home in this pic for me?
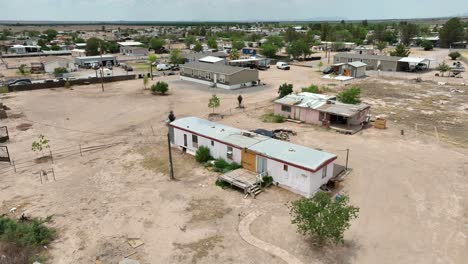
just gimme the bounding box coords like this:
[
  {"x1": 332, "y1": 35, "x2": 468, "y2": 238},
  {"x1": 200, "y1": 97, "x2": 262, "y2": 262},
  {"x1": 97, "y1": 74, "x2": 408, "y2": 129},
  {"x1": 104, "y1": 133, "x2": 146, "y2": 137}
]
[{"x1": 169, "y1": 117, "x2": 337, "y2": 197}]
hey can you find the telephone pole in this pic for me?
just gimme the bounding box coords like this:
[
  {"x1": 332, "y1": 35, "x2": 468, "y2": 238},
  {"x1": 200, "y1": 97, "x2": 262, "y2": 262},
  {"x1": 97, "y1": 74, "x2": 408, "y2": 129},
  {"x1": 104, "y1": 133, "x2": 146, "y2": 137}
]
[{"x1": 167, "y1": 132, "x2": 175, "y2": 180}]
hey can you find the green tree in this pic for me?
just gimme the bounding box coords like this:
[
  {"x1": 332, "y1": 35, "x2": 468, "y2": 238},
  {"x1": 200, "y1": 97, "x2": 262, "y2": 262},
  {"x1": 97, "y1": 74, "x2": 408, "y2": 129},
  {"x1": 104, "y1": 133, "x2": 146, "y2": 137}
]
[
  {"x1": 43, "y1": 29, "x2": 58, "y2": 41},
  {"x1": 74, "y1": 37, "x2": 85, "y2": 43},
  {"x1": 229, "y1": 48, "x2": 240, "y2": 60},
  {"x1": 389, "y1": 43, "x2": 410, "y2": 57},
  {"x1": 53, "y1": 67, "x2": 68, "y2": 76},
  {"x1": 50, "y1": 45, "x2": 60, "y2": 51},
  {"x1": 143, "y1": 75, "x2": 149, "y2": 90},
  {"x1": 439, "y1": 17, "x2": 464, "y2": 48},
  {"x1": 266, "y1": 35, "x2": 284, "y2": 48},
  {"x1": 185, "y1": 35, "x2": 196, "y2": 48},
  {"x1": 421, "y1": 40, "x2": 433, "y2": 51},
  {"x1": 149, "y1": 37, "x2": 165, "y2": 51},
  {"x1": 436, "y1": 61, "x2": 450, "y2": 76},
  {"x1": 151, "y1": 81, "x2": 169, "y2": 95},
  {"x1": 278, "y1": 83, "x2": 293, "y2": 98},
  {"x1": 448, "y1": 51, "x2": 461, "y2": 60},
  {"x1": 302, "y1": 84, "x2": 320, "y2": 93},
  {"x1": 193, "y1": 42, "x2": 203, "y2": 52},
  {"x1": 31, "y1": 135, "x2": 50, "y2": 157},
  {"x1": 399, "y1": 22, "x2": 419, "y2": 45},
  {"x1": 18, "y1": 64, "x2": 28, "y2": 75},
  {"x1": 260, "y1": 43, "x2": 278, "y2": 58},
  {"x1": 289, "y1": 192, "x2": 359, "y2": 245},
  {"x1": 169, "y1": 48, "x2": 184, "y2": 65},
  {"x1": 284, "y1": 27, "x2": 300, "y2": 42},
  {"x1": 232, "y1": 40, "x2": 245, "y2": 50},
  {"x1": 317, "y1": 61, "x2": 324, "y2": 71},
  {"x1": 287, "y1": 40, "x2": 310, "y2": 59},
  {"x1": 148, "y1": 54, "x2": 157, "y2": 80},
  {"x1": 85, "y1": 37, "x2": 104, "y2": 56},
  {"x1": 207, "y1": 37, "x2": 218, "y2": 49},
  {"x1": 376, "y1": 42, "x2": 387, "y2": 54},
  {"x1": 37, "y1": 39, "x2": 47, "y2": 47},
  {"x1": 104, "y1": 41, "x2": 120, "y2": 53},
  {"x1": 337, "y1": 87, "x2": 361, "y2": 104},
  {"x1": 208, "y1": 94, "x2": 220, "y2": 113}
]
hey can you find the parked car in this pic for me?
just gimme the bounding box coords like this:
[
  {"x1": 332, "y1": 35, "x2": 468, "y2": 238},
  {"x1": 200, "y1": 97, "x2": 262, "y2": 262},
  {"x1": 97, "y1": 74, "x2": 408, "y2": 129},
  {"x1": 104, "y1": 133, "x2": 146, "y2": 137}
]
[
  {"x1": 8, "y1": 78, "x2": 32, "y2": 86},
  {"x1": 276, "y1": 62, "x2": 290, "y2": 70},
  {"x1": 157, "y1": 64, "x2": 171, "y2": 71},
  {"x1": 170, "y1": 65, "x2": 180, "y2": 71},
  {"x1": 322, "y1": 66, "x2": 334, "y2": 74}
]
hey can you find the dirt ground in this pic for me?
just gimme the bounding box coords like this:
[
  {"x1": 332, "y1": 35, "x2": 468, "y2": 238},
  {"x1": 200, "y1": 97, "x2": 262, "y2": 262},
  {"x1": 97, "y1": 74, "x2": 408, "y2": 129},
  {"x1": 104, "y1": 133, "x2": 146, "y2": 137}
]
[{"x1": 0, "y1": 64, "x2": 467, "y2": 264}]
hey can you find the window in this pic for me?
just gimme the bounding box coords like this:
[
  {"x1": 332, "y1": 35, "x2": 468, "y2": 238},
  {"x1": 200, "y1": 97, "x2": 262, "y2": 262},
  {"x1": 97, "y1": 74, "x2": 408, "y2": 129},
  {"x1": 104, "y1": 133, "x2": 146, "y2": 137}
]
[
  {"x1": 283, "y1": 164, "x2": 288, "y2": 171},
  {"x1": 227, "y1": 146, "x2": 233, "y2": 160},
  {"x1": 322, "y1": 166, "x2": 328, "y2": 179},
  {"x1": 192, "y1": 135, "x2": 198, "y2": 148},
  {"x1": 219, "y1": 74, "x2": 226, "y2": 83},
  {"x1": 211, "y1": 140, "x2": 214, "y2": 146},
  {"x1": 348, "y1": 58, "x2": 353, "y2": 63},
  {"x1": 319, "y1": 112, "x2": 325, "y2": 121},
  {"x1": 281, "y1": 105, "x2": 291, "y2": 112}
]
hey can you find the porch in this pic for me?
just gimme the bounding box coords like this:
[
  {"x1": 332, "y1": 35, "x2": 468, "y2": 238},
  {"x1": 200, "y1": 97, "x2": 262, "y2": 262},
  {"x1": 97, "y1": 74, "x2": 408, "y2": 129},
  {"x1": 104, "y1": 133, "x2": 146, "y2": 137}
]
[{"x1": 218, "y1": 168, "x2": 264, "y2": 197}]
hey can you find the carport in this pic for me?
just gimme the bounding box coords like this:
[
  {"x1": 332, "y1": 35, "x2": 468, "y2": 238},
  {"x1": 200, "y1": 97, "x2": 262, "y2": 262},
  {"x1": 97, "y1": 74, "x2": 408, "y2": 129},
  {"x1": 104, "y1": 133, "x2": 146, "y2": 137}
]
[{"x1": 397, "y1": 57, "x2": 431, "y2": 72}]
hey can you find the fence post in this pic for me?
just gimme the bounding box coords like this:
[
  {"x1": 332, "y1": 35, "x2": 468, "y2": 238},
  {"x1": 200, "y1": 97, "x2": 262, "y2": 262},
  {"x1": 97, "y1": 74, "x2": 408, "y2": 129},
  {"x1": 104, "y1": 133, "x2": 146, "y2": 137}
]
[
  {"x1": 12, "y1": 160, "x2": 16, "y2": 173},
  {"x1": 79, "y1": 143, "x2": 83, "y2": 157},
  {"x1": 49, "y1": 150, "x2": 54, "y2": 164}
]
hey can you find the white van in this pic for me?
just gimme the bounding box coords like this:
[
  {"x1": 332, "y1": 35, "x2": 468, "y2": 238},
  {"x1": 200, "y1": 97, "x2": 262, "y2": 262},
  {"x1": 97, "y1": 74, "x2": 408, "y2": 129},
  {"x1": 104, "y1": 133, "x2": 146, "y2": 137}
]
[
  {"x1": 157, "y1": 64, "x2": 171, "y2": 71},
  {"x1": 276, "y1": 62, "x2": 290, "y2": 70}
]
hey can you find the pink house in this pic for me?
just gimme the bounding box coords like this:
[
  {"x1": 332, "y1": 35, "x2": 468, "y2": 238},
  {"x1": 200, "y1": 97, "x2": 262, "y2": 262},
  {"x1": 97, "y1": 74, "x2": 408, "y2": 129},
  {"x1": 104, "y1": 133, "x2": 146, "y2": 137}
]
[{"x1": 275, "y1": 92, "x2": 370, "y2": 133}]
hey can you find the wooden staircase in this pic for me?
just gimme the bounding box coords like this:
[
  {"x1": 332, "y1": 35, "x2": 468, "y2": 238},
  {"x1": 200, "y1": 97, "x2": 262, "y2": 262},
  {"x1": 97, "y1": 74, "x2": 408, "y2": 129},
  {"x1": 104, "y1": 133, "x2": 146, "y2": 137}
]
[{"x1": 247, "y1": 183, "x2": 263, "y2": 197}]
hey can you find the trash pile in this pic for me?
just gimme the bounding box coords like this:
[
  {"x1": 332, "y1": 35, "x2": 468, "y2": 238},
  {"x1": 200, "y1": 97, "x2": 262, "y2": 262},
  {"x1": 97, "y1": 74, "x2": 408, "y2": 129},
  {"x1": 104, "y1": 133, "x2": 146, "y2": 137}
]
[{"x1": 272, "y1": 129, "x2": 296, "y2": 141}]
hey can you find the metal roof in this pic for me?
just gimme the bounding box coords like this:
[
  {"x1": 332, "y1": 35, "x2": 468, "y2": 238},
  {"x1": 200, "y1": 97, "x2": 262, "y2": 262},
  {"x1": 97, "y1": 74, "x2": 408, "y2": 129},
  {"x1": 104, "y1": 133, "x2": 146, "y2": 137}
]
[
  {"x1": 317, "y1": 102, "x2": 370, "y2": 117},
  {"x1": 170, "y1": 117, "x2": 337, "y2": 171},
  {"x1": 275, "y1": 92, "x2": 336, "y2": 109},
  {"x1": 348, "y1": 61, "x2": 367, "y2": 68},
  {"x1": 335, "y1": 52, "x2": 402, "y2": 61},
  {"x1": 180, "y1": 61, "x2": 255, "y2": 75},
  {"x1": 398, "y1": 57, "x2": 430, "y2": 64},
  {"x1": 199, "y1": 56, "x2": 225, "y2": 63},
  {"x1": 248, "y1": 139, "x2": 337, "y2": 171},
  {"x1": 117, "y1": 41, "x2": 143, "y2": 46}
]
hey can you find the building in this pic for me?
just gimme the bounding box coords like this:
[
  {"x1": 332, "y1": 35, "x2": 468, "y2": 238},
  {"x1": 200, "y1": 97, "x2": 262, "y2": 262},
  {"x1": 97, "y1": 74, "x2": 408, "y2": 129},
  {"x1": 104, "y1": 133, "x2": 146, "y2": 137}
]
[
  {"x1": 184, "y1": 51, "x2": 228, "y2": 63},
  {"x1": 71, "y1": 49, "x2": 86, "y2": 57},
  {"x1": 354, "y1": 45, "x2": 375, "y2": 55},
  {"x1": 8, "y1": 45, "x2": 41, "y2": 54},
  {"x1": 169, "y1": 117, "x2": 337, "y2": 197},
  {"x1": 118, "y1": 41, "x2": 147, "y2": 56},
  {"x1": 42, "y1": 58, "x2": 75, "y2": 74},
  {"x1": 334, "y1": 53, "x2": 432, "y2": 72},
  {"x1": 330, "y1": 61, "x2": 367, "y2": 78},
  {"x1": 275, "y1": 92, "x2": 370, "y2": 133},
  {"x1": 74, "y1": 55, "x2": 117, "y2": 68},
  {"x1": 180, "y1": 62, "x2": 259, "y2": 90}
]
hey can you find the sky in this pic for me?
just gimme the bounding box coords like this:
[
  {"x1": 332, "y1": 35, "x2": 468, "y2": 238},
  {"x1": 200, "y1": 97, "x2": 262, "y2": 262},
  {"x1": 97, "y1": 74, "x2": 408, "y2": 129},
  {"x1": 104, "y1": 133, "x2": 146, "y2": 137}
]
[{"x1": 1, "y1": 0, "x2": 467, "y2": 21}]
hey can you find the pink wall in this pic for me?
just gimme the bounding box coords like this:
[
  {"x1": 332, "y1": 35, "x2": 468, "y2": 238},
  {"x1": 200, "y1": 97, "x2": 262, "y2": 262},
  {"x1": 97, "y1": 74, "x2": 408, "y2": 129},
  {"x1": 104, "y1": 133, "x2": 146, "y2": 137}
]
[{"x1": 275, "y1": 104, "x2": 321, "y2": 124}]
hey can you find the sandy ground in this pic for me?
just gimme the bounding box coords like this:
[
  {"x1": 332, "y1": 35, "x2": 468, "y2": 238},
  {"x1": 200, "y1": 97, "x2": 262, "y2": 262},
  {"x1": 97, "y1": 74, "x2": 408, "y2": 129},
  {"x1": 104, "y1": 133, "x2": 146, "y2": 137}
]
[{"x1": 0, "y1": 66, "x2": 467, "y2": 264}]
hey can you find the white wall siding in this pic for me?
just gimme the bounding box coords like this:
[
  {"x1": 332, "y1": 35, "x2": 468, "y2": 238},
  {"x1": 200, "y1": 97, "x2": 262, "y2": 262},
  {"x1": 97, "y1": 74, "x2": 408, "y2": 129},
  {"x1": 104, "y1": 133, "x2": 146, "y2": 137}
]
[
  {"x1": 265, "y1": 158, "x2": 312, "y2": 197},
  {"x1": 172, "y1": 127, "x2": 242, "y2": 164}
]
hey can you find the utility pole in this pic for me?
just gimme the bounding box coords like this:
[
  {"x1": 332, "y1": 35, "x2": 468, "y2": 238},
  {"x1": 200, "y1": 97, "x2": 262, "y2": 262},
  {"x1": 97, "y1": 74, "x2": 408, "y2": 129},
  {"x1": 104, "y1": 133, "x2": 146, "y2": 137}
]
[
  {"x1": 345, "y1": 148, "x2": 349, "y2": 171},
  {"x1": 167, "y1": 132, "x2": 175, "y2": 180},
  {"x1": 99, "y1": 41, "x2": 105, "y2": 92}
]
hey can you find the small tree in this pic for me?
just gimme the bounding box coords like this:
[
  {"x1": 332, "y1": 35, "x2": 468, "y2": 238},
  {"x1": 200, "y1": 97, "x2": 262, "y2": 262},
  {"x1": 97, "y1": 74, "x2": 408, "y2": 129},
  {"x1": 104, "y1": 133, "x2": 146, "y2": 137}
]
[
  {"x1": 278, "y1": 83, "x2": 293, "y2": 98},
  {"x1": 207, "y1": 37, "x2": 218, "y2": 49},
  {"x1": 229, "y1": 49, "x2": 240, "y2": 60},
  {"x1": 169, "y1": 48, "x2": 184, "y2": 65},
  {"x1": 337, "y1": 87, "x2": 361, "y2": 104},
  {"x1": 143, "y1": 75, "x2": 149, "y2": 90},
  {"x1": 376, "y1": 41, "x2": 387, "y2": 54},
  {"x1": 448, "y1": 51, "x2": 461, "y2": 60},
  {"x1": 193, "y1": 42, "x2": 203, "y2": 52},
  {"x1": 208, "y1": 94, "x2": 220, "y2": 113},
  {"x1": 53, "y1": 67, "x2": 68, "y2": 76},
  {"x1": 237, "y1": 94, "x2": 243, "y2": 108},
  {"x1": 151, "y1": 81, "x2": 169, "y2": 95},
  {"x1": 289, "y1": 192, "x2": 359, "y2": 245},
  {"x1": 31, "y1": 134, "x2": 50, "y2": 157},
  {"x1": 317, "y1": 61, "x2": 324, "y2": 71},
  {"x1": 302, "y1": 84, "x2": 320, "y2": 93},
  {"x1": 260, "y1": 43, "x2": 278, "y2": 58},
  {"x1": 148, "y1": 54, "x2": 157, "y2": 80},
  {"x1": 421, "y1": 40, "x2": 433, "y2": 51},
  {"x1": 18, "y1": 64, "x2": 28, "y2": 75},
  {"x1": 195, "y1": 146, "x2": 212, "y2": 163},
  {"x1": 436, "y1": 62, "x2": 450, "y2": 76},
  {"x1": 390, "y1": 43, "x2": 410, "y2": 57}
]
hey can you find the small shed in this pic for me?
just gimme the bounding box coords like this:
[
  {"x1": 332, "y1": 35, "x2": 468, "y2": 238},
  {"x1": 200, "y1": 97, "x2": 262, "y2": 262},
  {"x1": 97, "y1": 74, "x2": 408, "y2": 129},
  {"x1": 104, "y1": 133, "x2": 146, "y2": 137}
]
[{"x1": 347, "y1": 61, "x2": 367, "y2": 78}]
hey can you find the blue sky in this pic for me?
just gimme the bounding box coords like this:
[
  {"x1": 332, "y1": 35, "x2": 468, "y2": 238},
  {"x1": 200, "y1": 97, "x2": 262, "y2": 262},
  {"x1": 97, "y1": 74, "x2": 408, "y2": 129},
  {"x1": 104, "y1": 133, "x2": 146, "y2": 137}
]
[{"x1": 1, "y1": 0, "x2": 467, "y2": 21}]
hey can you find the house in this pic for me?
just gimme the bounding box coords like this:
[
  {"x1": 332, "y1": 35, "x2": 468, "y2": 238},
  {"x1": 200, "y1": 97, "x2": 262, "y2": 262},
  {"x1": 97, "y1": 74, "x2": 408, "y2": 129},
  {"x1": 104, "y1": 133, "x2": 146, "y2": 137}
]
[
  {"x1": 42, "y1": 58, "x2": 75, "y2": 74},
  {"x1": 198, "y1": 56, "x2": 225, "y2": 64},
  {"x1": 74, "y1": 55, "x2": 117, "y2": 68},
  {"x1": 274, "y1": 92, "x2": 370, "y2": 133},
  {"x1": 184, "y1": 51, "x2": 228, "y2": 63},
  {"x1": 71, "y1": 49, "x2": 86, "y2": 57},
  {"x1": 118, "y1": 41, "x2": 147, "y2": 56},
  {"x1": 353, "y1": 45, "x2": 375, "y2": 55},
  {"x1": 334, "y1": 53, "x2": 432, "y2": 72},
  {"x1": 330, "y1": 61, "x2": 367, "y2": 78},
  {"x1": 169, "y1": 117, "x2": 337, "y2": 197},
  {"x1": 8, "y1": 45, "x2": 41, "y2": 54},
  {"x1": 180, "y1": 62, "x2": 259, "y2": 90}
]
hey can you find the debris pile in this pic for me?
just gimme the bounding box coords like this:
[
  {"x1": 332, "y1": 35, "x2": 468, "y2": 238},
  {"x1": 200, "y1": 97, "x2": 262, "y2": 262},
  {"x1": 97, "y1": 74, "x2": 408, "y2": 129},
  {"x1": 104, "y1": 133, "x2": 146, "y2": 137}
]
[{"x1": 272, "y1": 129, "x2": 296, "y2": 141}]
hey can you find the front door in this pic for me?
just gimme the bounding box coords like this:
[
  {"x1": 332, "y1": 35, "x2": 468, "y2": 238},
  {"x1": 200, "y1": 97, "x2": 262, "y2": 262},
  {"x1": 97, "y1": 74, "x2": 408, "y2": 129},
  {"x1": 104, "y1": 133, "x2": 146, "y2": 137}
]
[
  {"x1": 242, "y1": 149, "x2": 256, "y2": 172},
  {"x1": 183, "y1": 134, "x2": 187, "y2": 147},
  {"x1": 256, "y1": 156, "x2": 267, "y2": 174},
  {"x1": 294, "y1": 107, "x2": 300, "y2": 120}
]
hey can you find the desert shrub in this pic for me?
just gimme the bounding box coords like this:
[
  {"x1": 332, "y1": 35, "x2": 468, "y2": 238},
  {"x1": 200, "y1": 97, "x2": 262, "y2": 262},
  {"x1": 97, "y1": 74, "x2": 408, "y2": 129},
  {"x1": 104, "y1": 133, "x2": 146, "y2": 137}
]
[
  {"x1": 215, "y1": 178, "x2": 231, "y2": 189},
  {"x1": 448, "y1": 51, "x2": 461, "y2": 60},
  {"x1": 301, "y1": 84, "x2": 320, "y2": 93},
  {"x1": 151, "y1": 81, "x2": 169, "y2": 95},
  {"x1": 0, "y1": 86, "x2": 8, "y2": 93},
  {"x1": 213, "y1": 159, "x2": 241, "y2": 173},
  {"x1": 261, "y1": 175, "x2": 274, "y2": 188},
  {"x1": 278, "y1": 83, "x2": 293, "y2": 98},
  {"x1": 262, "y1": 112, "x2": 285, "y2": 123},
  {"x1": 195, "y1": 146, "x2": 212, "y2": 163},
  {"x1": 0, "y1": 216, "x2": 56, "y2": 247},
  {"x1": 337, "y1": 87, "x2": 361, "y2": 104},
  {"x1": 53, "y1": 67, "x2": 68, "y2": 76}
]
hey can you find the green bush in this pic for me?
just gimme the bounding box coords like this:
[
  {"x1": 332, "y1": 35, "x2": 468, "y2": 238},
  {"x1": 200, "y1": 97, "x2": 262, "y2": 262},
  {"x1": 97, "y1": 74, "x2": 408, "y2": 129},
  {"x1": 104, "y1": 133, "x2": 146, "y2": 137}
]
[
  {"x1": 448, "y1": 51, "x2": 461, "y2": 60},
  {"x1": 213, "y1": 159, "x2": 241, "y2": 173},
  {"x1": 0, "y1": 216, "x2": 56, "y2": 247},
  {"x1": 262, "y1": 112, "x2": 285, "y2": 123},
  {"x1": 195, "y1": 146, "x2": 212, "y2": 163},
  {"x1": 337, "y1": 87, "x2": 361, "y2": 104},
  {"x1": 151, "y1": 81, "x2": 169, "y2": 95},
  {"x1": 278, "y1": 83, "x2": 293, "y2": 98},
  {"x1": 261, "y1": 175, "x2": 274, "y2": 188},
  {"x1": 215, "y1": 178, "x2": 231, "y2": 189},
  {"x1": 0, "y1": 86, "x2": 8, "y2": 93},
  {"x1": 53, "y1": 67, "x2": 68, "y2": 76},
  {"x1": 301, "y1": 84, "x2": 320, "y2": 93}
]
